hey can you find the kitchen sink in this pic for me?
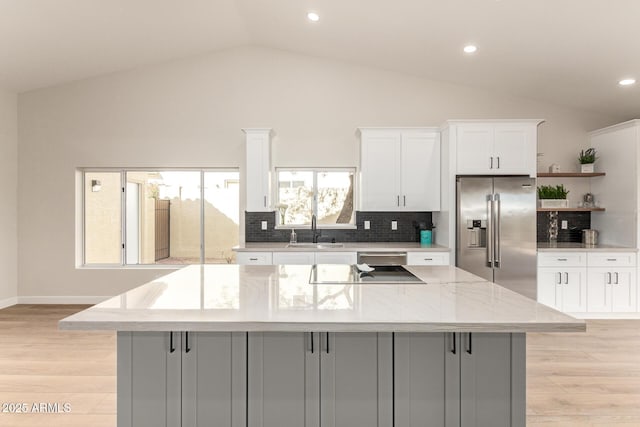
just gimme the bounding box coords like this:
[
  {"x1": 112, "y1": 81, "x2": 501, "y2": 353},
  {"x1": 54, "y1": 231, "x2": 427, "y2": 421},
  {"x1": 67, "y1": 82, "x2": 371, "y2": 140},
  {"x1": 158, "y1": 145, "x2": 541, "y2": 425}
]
[{"x1": 287, "y1": 243, "x2": 344, "y2": 248}]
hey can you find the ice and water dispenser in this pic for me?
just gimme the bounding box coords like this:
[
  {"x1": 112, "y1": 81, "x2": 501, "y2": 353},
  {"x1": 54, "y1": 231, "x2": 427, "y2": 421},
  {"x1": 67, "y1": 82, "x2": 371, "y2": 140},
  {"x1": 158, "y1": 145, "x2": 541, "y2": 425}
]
[{"x1": 466, "y1": 219, "x2": 487, "y2": 248}]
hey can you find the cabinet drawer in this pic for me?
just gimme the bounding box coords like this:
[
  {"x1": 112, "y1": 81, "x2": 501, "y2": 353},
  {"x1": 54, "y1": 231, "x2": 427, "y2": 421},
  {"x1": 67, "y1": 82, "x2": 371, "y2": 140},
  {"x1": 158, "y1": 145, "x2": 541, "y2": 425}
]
[
  {"x1": 272, "y1": 252, "x2": 316, "y2": 265},
  {"x1": 236, "y1": 252, "x2": 273, "y2": 265},
  {"x1": 406, "y1": 252, "x2": 451, "y2": 266},
  {"x1": 587, "y1": 252, "x2": 636, "y2": 267},
  {"x1": 537, "y1": 252, "x2": 586, "y2": 267}
]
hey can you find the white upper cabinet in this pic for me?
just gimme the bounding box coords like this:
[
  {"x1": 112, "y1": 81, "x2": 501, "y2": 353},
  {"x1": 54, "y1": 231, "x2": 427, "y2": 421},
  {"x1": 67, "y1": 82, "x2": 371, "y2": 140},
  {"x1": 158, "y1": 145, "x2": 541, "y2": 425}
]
[
  {"x1": 452, "y1": 121, "x2": 540, "y2": 177},
  {"x1": 244, "y1": 129, "x2": 272, "y2": 212},
  {"x1": 359, "y1": 128, "x2": 440, "y2": 211}
]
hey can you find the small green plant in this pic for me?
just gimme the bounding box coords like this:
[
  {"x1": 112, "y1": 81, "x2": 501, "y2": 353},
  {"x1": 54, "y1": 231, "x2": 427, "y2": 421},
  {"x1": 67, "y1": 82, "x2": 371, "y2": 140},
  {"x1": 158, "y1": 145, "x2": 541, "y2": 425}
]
[
  {"x1": 578, "y1": 148, "x2": 597, "y2": 164},
  {"x1": 537, "y1": 185, "x2": 569, "y2": 199}
]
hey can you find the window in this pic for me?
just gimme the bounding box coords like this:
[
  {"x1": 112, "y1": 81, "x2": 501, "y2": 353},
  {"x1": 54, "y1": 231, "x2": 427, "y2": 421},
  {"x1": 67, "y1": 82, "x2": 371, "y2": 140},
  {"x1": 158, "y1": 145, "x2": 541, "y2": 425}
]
[
  {"x1": 276, "y1": 169, "x2": 355, "y2": 227},
  {"x1": 82, "y1": 169, "x2": 239, "y2": 266}
]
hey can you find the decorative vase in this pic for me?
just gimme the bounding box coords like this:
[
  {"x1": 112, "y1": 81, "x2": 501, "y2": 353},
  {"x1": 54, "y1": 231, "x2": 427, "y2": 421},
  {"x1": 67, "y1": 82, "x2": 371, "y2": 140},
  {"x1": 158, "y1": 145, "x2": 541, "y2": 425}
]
[{"x1": 581, "y1": 163, "x2": 595, "y2": 173}]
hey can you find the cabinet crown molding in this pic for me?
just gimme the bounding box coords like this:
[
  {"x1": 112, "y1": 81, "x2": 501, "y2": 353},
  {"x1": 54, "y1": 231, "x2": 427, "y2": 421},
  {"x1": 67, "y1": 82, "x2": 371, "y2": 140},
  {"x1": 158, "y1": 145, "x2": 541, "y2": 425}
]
[{"x1": 440, "y1": 119, "x2": 545, "y2": 130}]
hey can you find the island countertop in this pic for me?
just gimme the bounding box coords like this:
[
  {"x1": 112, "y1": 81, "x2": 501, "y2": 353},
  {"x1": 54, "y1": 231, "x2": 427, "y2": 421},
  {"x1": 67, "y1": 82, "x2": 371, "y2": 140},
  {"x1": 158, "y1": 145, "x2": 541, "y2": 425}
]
[
  {"x1": 233, "y1": 242, "x2": 451, "y2": 252},
  {"x1": 59, "y1": 265, "x2": 585, "y2": 333}
]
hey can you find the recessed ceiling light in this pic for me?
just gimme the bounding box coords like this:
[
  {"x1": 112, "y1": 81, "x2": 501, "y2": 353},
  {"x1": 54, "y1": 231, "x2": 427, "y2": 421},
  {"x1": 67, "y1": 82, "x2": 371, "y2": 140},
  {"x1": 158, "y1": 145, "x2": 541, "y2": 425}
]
[
  {"x1": 619, "y1": 78, "x2": 636, "y2": 86},
  {"x1": 463, "y1": 45, "x2": 478, "y2": 54},
  {"x1": 307, "y1": 12, "x2": 320, "y2": 22}
]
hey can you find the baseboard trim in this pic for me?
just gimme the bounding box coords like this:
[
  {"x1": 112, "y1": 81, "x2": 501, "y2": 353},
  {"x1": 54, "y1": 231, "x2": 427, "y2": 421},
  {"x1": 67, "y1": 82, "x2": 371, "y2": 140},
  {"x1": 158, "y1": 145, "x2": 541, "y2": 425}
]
[
  {"x1": 568, "y1": 312, "x2": 640, "y2": 319},
  {"x1": 16, "y1": 296, "x2": 111, "y2": 305},
  {"x1": 0, "y1": 297, "x2": 18, "y2": 309}
]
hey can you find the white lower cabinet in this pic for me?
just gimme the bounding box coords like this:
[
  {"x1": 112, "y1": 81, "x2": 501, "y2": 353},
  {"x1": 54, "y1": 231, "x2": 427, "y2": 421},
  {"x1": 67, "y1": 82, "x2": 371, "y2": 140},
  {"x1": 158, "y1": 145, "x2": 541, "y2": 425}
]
[
  {"x1": 587, "y1": 268, "x2": 637, "y2": 312},
  {"x1": 236, "y1": 252, "x2": 273, "y2": 265},
  {"x1": 538, "y1": 267, "x2": 587, "y2": 312},
  {"x1": 314, "y1": 251, "x2": 358, "y2": 264},
  {"x1": 247, "y1": 332, "x2": 392, "y2": 427},
  {"x1": 272, "y1": 252, "x2": 316, "y2": 265},
  {"x1": 238, "y1": 251, "x2": 357, "y2": 265},
  {"x1": 118, "y1": 331, "x2": 246, "y2": 427},
  {"x1": 394, "y1": 332, "x2": 525, "y2": 427}
]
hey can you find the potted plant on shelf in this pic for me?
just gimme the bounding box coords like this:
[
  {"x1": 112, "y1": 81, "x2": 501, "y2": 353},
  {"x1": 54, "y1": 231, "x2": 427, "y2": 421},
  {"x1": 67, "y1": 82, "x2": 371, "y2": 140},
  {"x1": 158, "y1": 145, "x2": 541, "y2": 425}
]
[
  {"x1": 578, "y1": 148, "x2": 597, "y2": 173},
  {"x1": 537, "y1": 184, "x2": 569, "y2": 208}
]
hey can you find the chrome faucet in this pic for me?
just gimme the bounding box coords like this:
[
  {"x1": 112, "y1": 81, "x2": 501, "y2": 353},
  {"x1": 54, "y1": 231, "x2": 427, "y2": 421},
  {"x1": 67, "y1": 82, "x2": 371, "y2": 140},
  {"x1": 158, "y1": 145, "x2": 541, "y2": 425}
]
[{"x1": 311, "y1": 214, "x2": 320, "y2": 243}]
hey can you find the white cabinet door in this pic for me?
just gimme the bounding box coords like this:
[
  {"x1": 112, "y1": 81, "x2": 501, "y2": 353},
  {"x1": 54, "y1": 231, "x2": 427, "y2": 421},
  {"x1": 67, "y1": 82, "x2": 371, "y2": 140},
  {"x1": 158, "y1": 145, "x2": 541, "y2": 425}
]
[
  {"x1": 537, "y1": 268, "x2": 562, "y2": 310},
  {"x1": 320, "y1": 332, "x2": 392, "y2": 427},
  {"x1": 360, "y1": 131, "x2": 401, "y2": 211},
  {"x1": 272, "y1": 252, "x2": 316, "y2": 265},
  {"x1": 400, "y1": 132, "x2": 440, "y2": 211},
  {"x1": 587, "y1": 268, "x2": 610, "y2": 312},
  {"x1": 248, "y1": 332, "x2": 319, "y2": 427},
  {"x1": 492, "y1": 124, "x2": 534, "y2": 175},
  {"x1": 611, "y1": 268, "x2": 637, "y2": 312},
  {"x1": 314, "y1": 252, "x2": 357, "y2": 264},
  {"x1": 406, "y1": 251, "x2": 450, "y2": 265},
  {"x1": 236, "y1": 252, "x2": 273, "y2": 265},
  {"x1": 245, "y1": 129, "x2": 271, "y2": 212},
  {"x1": 456, "y1": 124, "x2": 494, "y2": 174},
  {"x1": 561, "y1": 268, "x2": 587, "y2": 312},
  {"x1": 182, "y1": 332, "x2": 246, "y2": 427}
]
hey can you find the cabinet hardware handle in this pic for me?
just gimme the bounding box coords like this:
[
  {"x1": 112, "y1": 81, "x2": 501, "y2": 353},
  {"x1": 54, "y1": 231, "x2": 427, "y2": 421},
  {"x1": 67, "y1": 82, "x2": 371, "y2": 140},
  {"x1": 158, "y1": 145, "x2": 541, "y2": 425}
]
[
  {"x1": 564, "y1": 272, "x2": 569, "y2": 284},
  {"x1": 403, "y1": 195, "x2": 406, "y2": 206},
  {"x1": 425, "y1": 258, "x2": 433, "y2": 261},
  {"x1": 169, "y1": 332, "x2": 175, "y2": 353},
  {"x1": 497, "y1": 156, "x2": 500, "y2": 169},
  {"x1": 263, "y1": 196, "x2": 266, "y2": 207},
  {"x1": 557, "y1": 258, "x2": 567, "y2": 261},
  {"x1": 490, "y1": 157, "x2": 494, "y2": 169},
  {"x1": 466, "y1": 333, "x2": 472, "y2": 355},
  {"x1": 249, "y1": 258, "x2": 258, "y2": 261},
  {"x1": 615, "y1": 272, "x2": 619, "y2": 284},
  {"x1": 185, "y1": 332, "x2": 191, "y2": 353},
  {"x1": 451, "y1": 332, "x2": 456, "y2": 354},
  {"x1": 309, "y1": 332, "x2": 314, "y2": 353},
  {"x1": 607, "y1": 272, "x2": 611, "y2": 284},
  {"x1": 607, "y1": 259, "x2": 616, "y2": 262},
  {"x1": 325, "y1": 332, "x2": 330, "y2": 354},
  {"x1": 397, "y1": 195, "x2": 400, "y2": 206},
  {"x1": 557, "y1": 272, "x2": 562, "y2": 284}
]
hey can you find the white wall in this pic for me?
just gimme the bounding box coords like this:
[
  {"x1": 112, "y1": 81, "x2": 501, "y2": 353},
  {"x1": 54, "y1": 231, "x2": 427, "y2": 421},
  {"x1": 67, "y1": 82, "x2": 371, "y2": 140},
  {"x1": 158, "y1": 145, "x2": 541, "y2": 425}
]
[
  {"x1": 0, "y1": 88, "x2": 18, "y2": 307},
  {"x1": 17, "y1": 46, "x2": 619, "y2": 299}
]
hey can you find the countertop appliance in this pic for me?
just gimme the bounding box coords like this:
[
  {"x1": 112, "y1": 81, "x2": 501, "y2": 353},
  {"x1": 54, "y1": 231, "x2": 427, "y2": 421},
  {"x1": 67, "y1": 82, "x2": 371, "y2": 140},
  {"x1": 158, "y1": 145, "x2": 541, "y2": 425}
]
[
  {"x1": 456, "y1": 176, "x2": 537, "y2": 299},
  {"x1": 309, "y1": 264, "x2": 423, "y2": 284}
]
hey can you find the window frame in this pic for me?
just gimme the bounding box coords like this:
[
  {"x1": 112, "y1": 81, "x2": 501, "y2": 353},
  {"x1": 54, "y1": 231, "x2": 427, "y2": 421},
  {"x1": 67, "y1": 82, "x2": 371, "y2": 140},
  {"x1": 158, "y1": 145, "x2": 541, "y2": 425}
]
[
  {"x1": 274, "y1": 167, "x2": 357, "y2": 229},
  {"x1": 79, "y1": 167, "x2": 240, "y2": 268}
]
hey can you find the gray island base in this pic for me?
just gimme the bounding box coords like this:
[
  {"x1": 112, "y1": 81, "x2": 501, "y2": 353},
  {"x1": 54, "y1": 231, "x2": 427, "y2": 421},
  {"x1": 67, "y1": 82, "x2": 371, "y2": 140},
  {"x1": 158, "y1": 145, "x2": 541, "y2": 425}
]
[{"x1": 60, "y1": 265, "x2": 585, "y2": 427}]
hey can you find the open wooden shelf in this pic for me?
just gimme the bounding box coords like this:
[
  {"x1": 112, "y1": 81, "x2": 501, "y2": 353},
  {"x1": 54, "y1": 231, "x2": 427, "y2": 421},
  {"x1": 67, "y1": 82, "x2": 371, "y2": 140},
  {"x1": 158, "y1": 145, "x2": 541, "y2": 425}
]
[
  {"x1": 537, "y1": 207, "x2": 605, "y2": 212},
  {"x1": 537, "y1": 172, "x2": 606, "y2": 177}
]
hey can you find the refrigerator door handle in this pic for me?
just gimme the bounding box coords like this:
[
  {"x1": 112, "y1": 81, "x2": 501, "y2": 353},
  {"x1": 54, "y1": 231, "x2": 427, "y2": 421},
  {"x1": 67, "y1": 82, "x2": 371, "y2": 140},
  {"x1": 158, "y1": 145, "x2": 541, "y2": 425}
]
[
  {"x1": 486, "y1": 194, "x2": 494, "y2": 268},
  {"x1": 494, "y1": 194, "x2": 501, "y2": 268}
]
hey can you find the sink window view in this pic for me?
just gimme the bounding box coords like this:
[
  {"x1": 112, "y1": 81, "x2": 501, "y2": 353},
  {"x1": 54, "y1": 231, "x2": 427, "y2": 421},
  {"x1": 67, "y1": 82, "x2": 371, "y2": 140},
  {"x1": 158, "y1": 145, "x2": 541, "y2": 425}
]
[
  {"x1": 276, "y1": 169, "x2": 355, "y2": 227},
  {"x1": 83, "y1": 169, "x2": 239, "y2": 265}
]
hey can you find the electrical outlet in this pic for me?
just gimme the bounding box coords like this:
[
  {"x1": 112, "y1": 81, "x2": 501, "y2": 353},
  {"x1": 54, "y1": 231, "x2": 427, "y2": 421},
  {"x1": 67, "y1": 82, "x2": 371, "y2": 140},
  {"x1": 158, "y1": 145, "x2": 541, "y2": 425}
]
[
  {"x1": 364, "y1": 220, "x2": 370, "y2": 230},
  {"x1": 391, "y1": 220, "x2": 398, "y2": 231},
  {"x1": 261, "y1": 221, "x2": 268, "y2": 230},
  {"x1": 561, "y1": 220, "x2": 568, "y2": 230}
]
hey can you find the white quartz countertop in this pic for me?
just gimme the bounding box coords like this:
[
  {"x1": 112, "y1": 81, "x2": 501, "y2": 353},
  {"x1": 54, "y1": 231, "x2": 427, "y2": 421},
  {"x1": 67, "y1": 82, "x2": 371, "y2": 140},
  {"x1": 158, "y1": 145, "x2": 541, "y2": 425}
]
[
  {"x1": 537, "y1": 242, "x2": 638, "y2": 252},
  {"x1": 234, "y1": 242, "x2": 451, "y2": 252},
  {"x1": 59, "y1": 265, "x2": 584, "y2": 333}
]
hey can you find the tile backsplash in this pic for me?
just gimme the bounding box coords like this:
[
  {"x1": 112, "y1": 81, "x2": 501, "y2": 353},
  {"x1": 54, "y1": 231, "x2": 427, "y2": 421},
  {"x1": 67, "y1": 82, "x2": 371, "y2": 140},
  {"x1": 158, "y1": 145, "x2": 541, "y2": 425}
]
[
  {"x1": 536, "y1": 211, "x2": 591, "y2": 243},
  {"x1": 245, "y1": 211, "x2": 433, "y2": 243}
]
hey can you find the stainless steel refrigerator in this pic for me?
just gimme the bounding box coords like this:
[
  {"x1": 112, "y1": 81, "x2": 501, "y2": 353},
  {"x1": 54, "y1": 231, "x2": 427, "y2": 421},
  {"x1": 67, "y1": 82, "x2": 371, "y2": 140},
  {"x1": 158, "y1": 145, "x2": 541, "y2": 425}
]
[{"x1": 456, "y1": 176, "x2": 537, "y2": 299}]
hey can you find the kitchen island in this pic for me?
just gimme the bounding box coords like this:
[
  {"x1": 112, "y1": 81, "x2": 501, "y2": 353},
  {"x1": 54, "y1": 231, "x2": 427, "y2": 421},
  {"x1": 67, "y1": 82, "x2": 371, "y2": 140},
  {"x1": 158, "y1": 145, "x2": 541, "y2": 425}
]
[{"x1": 60, "y1": 264, "x2": 585, "y2": 427}]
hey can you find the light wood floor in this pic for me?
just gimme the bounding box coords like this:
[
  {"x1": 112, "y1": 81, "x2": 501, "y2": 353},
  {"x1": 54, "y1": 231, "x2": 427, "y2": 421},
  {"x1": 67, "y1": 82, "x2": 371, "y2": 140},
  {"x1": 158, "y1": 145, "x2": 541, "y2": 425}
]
[{"x1": 0, "y1": 305, "x2": 639, "y2": 426}]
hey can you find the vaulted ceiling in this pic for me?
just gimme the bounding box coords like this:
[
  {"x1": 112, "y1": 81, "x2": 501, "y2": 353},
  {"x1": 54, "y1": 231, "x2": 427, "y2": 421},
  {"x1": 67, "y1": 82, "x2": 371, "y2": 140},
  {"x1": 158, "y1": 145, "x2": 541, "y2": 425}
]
[{"x1": 1, "y1": 0, "x2": 638, "y2": 119}]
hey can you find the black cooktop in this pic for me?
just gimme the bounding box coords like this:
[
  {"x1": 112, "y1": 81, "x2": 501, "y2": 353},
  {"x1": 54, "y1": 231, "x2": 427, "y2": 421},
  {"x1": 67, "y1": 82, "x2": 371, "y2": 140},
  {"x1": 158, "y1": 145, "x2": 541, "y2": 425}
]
[{"x1": 309, "y1": 265, "x2": 423, "y2": 284}]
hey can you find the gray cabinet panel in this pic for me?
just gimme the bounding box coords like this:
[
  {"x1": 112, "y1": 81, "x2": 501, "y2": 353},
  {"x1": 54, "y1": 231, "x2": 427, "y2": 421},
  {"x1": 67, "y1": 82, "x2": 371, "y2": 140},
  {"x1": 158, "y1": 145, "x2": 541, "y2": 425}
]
[
  {"x1": 460, "y1": 333, "x2": 512, "y2": 427},
  {"x1": 182, "y1": 332, "x2": 247, "y2": 427},
  {"x1": 321, "y1": 332, "x2": 386, "y2": 427},
  {"x1": 395, "y1": 333, "x2": 446, "y2": 427},
  {"x1": 248, "y1": 332, "x2": 319, "y2": 427},
  {"x1": 125, "y1": 332, "x2": 181, "y2": 427}
]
